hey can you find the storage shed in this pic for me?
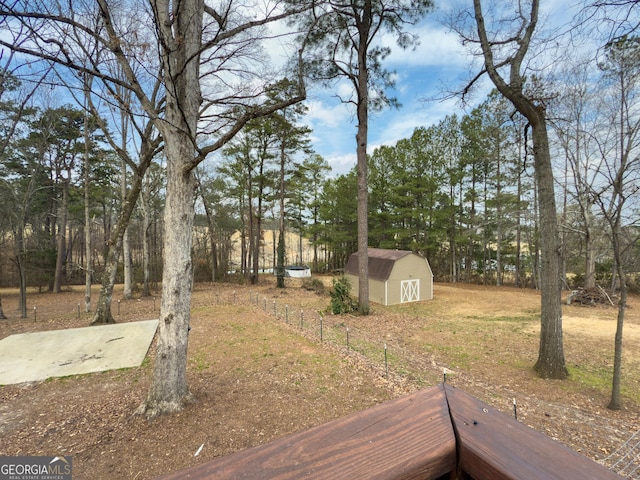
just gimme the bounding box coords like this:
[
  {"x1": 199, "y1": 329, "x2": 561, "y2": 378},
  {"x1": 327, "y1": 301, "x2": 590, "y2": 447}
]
[{"x1": 344, "y1": 248, "x2": 433, "y2": 306}]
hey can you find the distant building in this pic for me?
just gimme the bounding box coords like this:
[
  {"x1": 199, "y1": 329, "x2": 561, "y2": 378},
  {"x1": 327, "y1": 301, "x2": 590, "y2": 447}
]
[
  {"x1": 344, "y1": 248, "x2": 433, "y2": 306},
  {"x1": 284, "y1": 266, "x2": 311, "y2": 278}
]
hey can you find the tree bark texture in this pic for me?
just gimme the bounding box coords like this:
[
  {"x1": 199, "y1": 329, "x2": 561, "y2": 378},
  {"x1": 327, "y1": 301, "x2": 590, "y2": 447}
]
[
  {"x1": 92, "y1": 168, "x2": 146, "y2": 324},
  {"x1": 53, "y1": 180, "x2": 68, "y2": 293},
  {"x1": 473, "y1": 0, "x2": 567, "y2": 378},
  {"x1": 530, "y1": 122, "x2": 567, "y2": 379},
  {"x1": 608, "y1": 229, "x2": 626, "y2": 410},
  {"x1": 142, "y1": 151, "x2": 196, "y2": 417},
  {"x1": 355, "y1": 1, "x2": 371, "y2": 316},
  {"x1": 92, "y1": 245, "x2": 120, "y2": 325},
  {"x1": 0, "y1": 294, "x2": 6, "y2": 320},
  {"x1": 139, "y1": 0, "x2": 203, "y2": 418},
  {"x1": 84, "y1": 100, "x2": 92, "y2": 313}
]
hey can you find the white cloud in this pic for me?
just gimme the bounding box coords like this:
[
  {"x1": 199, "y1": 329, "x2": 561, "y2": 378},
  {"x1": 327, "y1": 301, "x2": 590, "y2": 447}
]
[
  {"x1": 404, "y1": 31, "x2": 463, "y2": 67},
  {"x1": 326, "y1": 152, "x2": 357, "y2": 177},
  {"x1": 306, "y1": 97, "x2": 352, "y2": 129},
  {"x1": 300, "y1": 6, "x2": 494, "y2": 178},
  {"x1": 380, "y1": 17, "x2": 469, "y2": 70}
]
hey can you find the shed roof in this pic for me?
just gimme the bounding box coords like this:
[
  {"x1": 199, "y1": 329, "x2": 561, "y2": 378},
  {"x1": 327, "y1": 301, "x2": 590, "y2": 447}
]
[{"x1": 344, "y1": 248, "x2": 415, "y2": 281}]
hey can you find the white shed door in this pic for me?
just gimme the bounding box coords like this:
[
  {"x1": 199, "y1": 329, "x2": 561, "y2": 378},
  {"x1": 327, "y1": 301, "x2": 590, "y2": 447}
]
[{"x1": 400, "y1": 279, "x2": 419, "y2": 303}]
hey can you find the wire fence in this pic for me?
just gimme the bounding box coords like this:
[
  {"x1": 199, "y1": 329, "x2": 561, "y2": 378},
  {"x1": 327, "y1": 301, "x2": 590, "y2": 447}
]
[
  {"x1": 242, "y1": 289, "x2": 640, "y2": 480},
  {"x1": 604, "y1": 430, "x2": 640, "y2": 479},
  {"x1": 4, "y1": 285, "x2": 637, "y2": 478},
  {"x1": 1, "y1": 294, "x2": 160, "y2": 324}
]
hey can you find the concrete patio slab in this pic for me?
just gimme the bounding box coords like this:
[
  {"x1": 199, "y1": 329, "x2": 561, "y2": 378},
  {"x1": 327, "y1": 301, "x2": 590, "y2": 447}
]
[{"x1": 0, "y1": 319, "x2": 158, "y2": 385}]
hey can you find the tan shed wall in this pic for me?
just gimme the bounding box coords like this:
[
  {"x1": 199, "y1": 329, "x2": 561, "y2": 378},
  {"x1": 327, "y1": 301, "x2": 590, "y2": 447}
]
[
  {"x1": 345, "y1": 274, "x2": 388, "y2": 305},
  {"x1": 369, "y1": 279, "x2": 387, "y2": 305},
  {"x1": 344, "y1": 273, "x2": 359, "y2": 298},
  {"x1": 388, "y1": 256, "x2": 433, "y2": 304}
]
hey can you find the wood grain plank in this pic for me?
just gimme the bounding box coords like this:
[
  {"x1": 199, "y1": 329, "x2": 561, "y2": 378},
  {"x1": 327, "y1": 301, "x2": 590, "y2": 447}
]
[
  {"x1": 444, "y1": 384, "x2": 623, "y2": 480},
  {"x1": 157, "y1": 385, "x2": 456, "y2": 480}
]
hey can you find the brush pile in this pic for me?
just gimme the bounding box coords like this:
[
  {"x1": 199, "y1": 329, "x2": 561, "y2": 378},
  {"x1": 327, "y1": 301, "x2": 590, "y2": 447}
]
[{"x1": 566, "y1": 286, "x2": 617, "y2": 306}]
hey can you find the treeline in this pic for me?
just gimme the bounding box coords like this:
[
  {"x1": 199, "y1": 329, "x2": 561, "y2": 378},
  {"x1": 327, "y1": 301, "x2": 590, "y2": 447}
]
[
  {"x1": 0, "y1": 98, "x2": 165, "y2": 293},
  {"x1": 296, "y1": 91, "x2": 639, "y2": 288},
  {"x1": 1, "y1": 87, "x2": 639, "y2": 292}
]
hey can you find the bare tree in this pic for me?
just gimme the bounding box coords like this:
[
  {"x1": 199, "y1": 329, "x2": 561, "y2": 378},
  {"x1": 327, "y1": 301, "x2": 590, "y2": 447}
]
[
  {"x1": 0, "y1": 55, "x2": 51, "y2": 317},
  {"x1": 136, "y1": 0, "x2": 308, "y2": 418},
  {"x1": 119, "y1": 85, "x2": 134, "y2": 301},
  {"x1": 0, "y1": 0, "x2": 309, "y2": 417},
  {"x1": 565, "y1": 1, "x2": 640, "y2": 406},
  {"x1": 452, "y1": 0, "x2": 568, "y2": 378},
  {"x1": 83, "y1": 76, "x2": 92, "y2": 313},
  {"x1": 44, "y1": 2, "x2": 164, "y2": 323},
  {"x1": 592, "y1": 35, "x2": 640, "y2": 410},
  {"x1": 550, "y1": 59, "x2": 605, "y2": 290}
]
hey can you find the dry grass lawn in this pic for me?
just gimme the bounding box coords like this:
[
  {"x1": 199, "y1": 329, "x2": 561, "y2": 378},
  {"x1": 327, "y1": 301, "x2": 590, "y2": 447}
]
[{"x1": 0, "y1": 277, "x2": 638, "y2": 479}]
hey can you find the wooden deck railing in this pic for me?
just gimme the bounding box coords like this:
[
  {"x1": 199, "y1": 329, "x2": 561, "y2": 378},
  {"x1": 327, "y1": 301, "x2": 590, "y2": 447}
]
[{"x1": 156, "y1": 384, "x2": 623, "y2": 480}]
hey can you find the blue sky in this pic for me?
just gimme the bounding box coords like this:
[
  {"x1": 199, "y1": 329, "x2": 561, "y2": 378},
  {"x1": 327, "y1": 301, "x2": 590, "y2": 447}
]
[
  {"x1": 301, "y1": 9, "x2": 485, "y2": 177},
  {"x1": 297, "y1": 0, "x2": 583, "y2": 177}
]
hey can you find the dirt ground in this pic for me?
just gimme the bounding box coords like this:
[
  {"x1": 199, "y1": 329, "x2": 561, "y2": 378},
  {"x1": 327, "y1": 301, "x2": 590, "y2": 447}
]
[{"x1": 0, "y1": 278, "x2": 639, "y2": 479}]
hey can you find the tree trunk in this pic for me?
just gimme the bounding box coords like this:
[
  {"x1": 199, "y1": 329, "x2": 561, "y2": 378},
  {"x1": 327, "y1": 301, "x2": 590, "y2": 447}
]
[
  {"x1": 531, "y1": 121, "x2": 567, "y2": 379},
  {"x1": 201, "y1": 190, "x2": 218, "y2": 283},
  {"x1": 277, "y1": 142, "x2": 286, "y2": 288},
  {"x1": 219, "y1": 235, "x2": 230, "y2": 277},
  {"x1": 606, "y1": 55, "x2": 635, "y2": 410},
  {"x1": 252, "y1": 160, "x2": 264, "y2": 285},
  {"x1": 84, "y1": 106, "x2": 92, "y2": 313},
  {"x1": 483, "y1": 161, "x2": 490, "y2": 285},
  {"x1": 473, "y1": 0, "x2": 566, "y2": 379},
  {"x1": 141, "y1": 136, "x2": 196, "y2": 417},
  {"x1": 560, "y1": 153, "x2": 568, "y2": 290},
  {"x1": 584, "y1": 226, "x2": 596, "y2": 289},
  {"x1": 123, "y1": 226, "x2": 132, "y2": 299},
  {"x1": 515, "y1": 137, "x2": 523, "y2": 288},
  {"x1": 608, "y1": 237, "x2": 626, "y2": 410},
  {"x1": 14, "y1": 223, "x2": 27, "y2": 318},
  {"x1": 53, "y1": 180, "x2": 69, "y2": 293},
  {"x1": 0, "y1": 294, "x2": 6, "y2": 320},
  {"x1": 18, "y1": 258, "x2": 27, "y2": 318},
  {"x1": 138, "y1": 0, "x2": 203, "y2": 418},
  {"x1": 449, "y1": 181, "x2": 457, "y2": 283},
  {"x1": 247, "y1": 173, "x2": 254, "y2": 281},
  {"x1": 241, "y1": 220, "x2": 247, "y2": 276},
  {"x1": 466, "y1": 170, "x2": 477, "y2": 283},
  {"x1": 142, "y1": 184, "x2": 151, "y2": 296},
  {"x1": 277, "y1": 231, "x2": 285, "y2": 288},
  {"x1": 120, "y1": 91, "x2": 133, "y2": 300},
  {"x1": 356, "y1": 125, "x2": 369, "y2": 315},
  {"x1": 495, "y1": 149, "x2": 502, "y2": 286},
  {"x1": 92, "y1": 166, "x2": 147, "y2": 324},
  {"x1": 355, "y1": 8, "x2": 370, "y2": 315},
  {"x1": 532, "y1": 176, "x2": 540, "y2": 290},
  {"x1": 122, "y1": 163, "x2": 132, "y2": 300},
  {"x1": 92, "y1": 248, "x2": 120, "y2": 325}
]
